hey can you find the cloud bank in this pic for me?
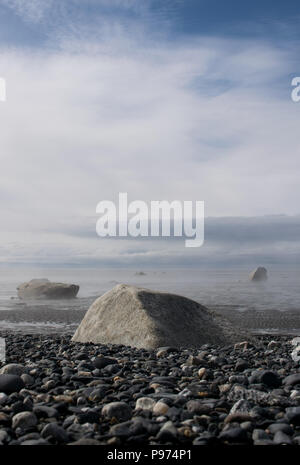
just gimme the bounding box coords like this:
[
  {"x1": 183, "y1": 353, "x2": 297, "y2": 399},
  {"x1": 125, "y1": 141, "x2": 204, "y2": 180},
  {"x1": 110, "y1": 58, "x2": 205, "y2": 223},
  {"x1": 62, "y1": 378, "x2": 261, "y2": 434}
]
[{"x1": 0, "y1": 1, "x2": 299, "y2": 266}]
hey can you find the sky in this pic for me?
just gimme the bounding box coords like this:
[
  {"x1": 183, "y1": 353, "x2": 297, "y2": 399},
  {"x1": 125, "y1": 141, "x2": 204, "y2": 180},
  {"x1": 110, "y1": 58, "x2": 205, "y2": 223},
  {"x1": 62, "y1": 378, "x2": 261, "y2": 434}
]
[{"x1": 0, "y1": 0, "x2": 300, "y2": 267}]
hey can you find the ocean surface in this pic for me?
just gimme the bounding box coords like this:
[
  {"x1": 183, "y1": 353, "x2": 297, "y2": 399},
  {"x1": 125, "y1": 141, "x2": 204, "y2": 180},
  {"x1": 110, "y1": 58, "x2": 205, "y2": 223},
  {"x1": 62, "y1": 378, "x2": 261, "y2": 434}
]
[{"x1": 0, "y1": 267, "x2": 299, "y2": 335}]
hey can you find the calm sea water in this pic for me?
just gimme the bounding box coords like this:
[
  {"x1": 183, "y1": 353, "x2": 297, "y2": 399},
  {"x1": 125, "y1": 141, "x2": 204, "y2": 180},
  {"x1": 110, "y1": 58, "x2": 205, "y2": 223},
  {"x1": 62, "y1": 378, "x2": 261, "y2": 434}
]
[{"x1": 0, "y1": 267, "x2": 299, "y2": 333}]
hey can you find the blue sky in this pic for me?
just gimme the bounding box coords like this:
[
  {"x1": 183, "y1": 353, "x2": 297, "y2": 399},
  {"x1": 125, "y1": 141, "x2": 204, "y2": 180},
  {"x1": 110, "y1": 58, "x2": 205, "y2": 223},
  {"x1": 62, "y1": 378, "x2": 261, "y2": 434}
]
[
  {"x1": 1, "y1": 0, "x2": 300, "y2": 46},
  {"x1": 0, "y1": 0, "x2": 300, "y2": 266}
]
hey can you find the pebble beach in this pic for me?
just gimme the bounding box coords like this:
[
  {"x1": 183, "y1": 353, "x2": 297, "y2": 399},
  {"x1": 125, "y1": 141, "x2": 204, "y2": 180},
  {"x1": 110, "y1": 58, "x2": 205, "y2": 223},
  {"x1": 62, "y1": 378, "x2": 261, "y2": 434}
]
[{"x1": 0, "y1": 330, "x2": 300, "y2": 446}]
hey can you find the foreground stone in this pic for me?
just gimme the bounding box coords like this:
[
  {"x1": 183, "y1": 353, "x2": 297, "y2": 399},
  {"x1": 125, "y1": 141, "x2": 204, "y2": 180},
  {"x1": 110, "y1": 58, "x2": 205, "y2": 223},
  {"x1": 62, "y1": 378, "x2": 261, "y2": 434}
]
[
  {"x1": 1, "y1": 331, "x2": 300, "y2": 446},
  {"x1": 291, "y1": 337, "x2": 300, "y2": 362},
  {"x1": 72, "y1": 284, "x2": 247, "y2": 349},
  {"x1": 0, "y1": 374, "x2": 25, "y2": 393},
  {"x1": 249, "y1": 267, "x2": 268, "y2": 282},
  {"x1": 17, "y1": 279, "x2": 79, "y2": 300},
  {"x1": 0, "y1": 364, "x2": 28, "y2": 376}
]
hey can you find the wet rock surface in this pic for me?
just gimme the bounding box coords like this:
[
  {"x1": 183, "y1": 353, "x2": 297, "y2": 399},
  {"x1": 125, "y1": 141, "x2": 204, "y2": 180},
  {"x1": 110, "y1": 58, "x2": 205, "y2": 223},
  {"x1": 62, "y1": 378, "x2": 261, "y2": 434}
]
[{"x1": 0, "y1": 330, "x2": 300, "y2": 446}]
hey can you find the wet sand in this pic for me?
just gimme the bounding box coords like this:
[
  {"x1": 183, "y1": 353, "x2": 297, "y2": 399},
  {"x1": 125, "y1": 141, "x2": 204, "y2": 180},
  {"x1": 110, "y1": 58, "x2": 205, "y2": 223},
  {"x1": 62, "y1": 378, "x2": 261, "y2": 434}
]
[{"x1": 0, "y1": 305, "x2": 299, "y2": 336}]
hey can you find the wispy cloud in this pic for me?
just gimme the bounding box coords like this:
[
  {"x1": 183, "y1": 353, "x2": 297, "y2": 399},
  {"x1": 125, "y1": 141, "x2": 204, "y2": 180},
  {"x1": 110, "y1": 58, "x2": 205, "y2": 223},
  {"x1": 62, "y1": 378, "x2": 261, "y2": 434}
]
[
  {"x1": 0, "y1": 1, "x2": 299, "y2": 266},
  {"x1": 0, "y1": 0, "x2": 54, "y2": 23}
]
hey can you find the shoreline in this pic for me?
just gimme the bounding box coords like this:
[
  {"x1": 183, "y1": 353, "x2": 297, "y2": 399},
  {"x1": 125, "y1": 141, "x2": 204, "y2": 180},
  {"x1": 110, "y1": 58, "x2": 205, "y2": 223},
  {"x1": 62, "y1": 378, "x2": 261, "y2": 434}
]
[{"x1": 0, "y1": 306, "x2": 299, "y2": 336}]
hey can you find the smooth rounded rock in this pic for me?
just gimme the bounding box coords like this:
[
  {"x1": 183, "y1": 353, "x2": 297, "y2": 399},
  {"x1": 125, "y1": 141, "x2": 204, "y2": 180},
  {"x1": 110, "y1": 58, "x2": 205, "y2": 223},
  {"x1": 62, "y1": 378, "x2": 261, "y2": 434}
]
[
  {"x1": 153, "y1": 402, "x2": 169, "y2": 416},
  {"x1": 41, "y1": 423, "x2": 69, "y2": 443},
  {"x1": 135, "y1": 397, "x2": 155, "y2": 411},
  {"x1": 12, "y1": 411, "x2": 37, "y2": 430},
  {"x1": 219, "y1": 427, "x2": 248, "y2": 443},
  {"x1": 94, "y1": 356, "x2": 118, "y2": 369},
  {"x1": 102, "y1": 402, "x2": 132, "y2": 422},
  {"x1": 273, "y1": 431, "x2": 293, "y2": 445},
  {"x1": 285, "y1": 407, "x2": 300, "y2": 426},
  {"x1": 267, "y1": 423, "x2": 293, "y2": 435},
  {"x1": 249, "y1": 370, "x2": 281, "y2": 388},
  {"x1": 17, "y1": 279, "x2": 79, "y2": 300},
  {"x1": 0, "y1": 364, "x2": 28, "y2": 376},
  {"x1": 0, "y1": 374, "x2": 25, "y2": 394},
  {"x1": 283, "y1": 373, "x2": 300, "y2": 387}
]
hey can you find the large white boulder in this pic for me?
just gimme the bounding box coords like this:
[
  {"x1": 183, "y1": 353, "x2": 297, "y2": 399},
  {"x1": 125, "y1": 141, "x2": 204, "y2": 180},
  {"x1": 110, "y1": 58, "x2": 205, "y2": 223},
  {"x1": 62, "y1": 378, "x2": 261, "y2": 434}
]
[
  {"x1": 17, "y1": 279, "x2": 79, "y2": 300},
  {"x1": 72, "y1": 284, "x2": 247, "y2": 349}
]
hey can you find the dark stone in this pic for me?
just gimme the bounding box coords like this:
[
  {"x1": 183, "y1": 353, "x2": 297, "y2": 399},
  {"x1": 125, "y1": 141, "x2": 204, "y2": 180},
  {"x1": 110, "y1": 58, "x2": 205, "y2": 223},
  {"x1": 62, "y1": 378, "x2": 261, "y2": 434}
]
[
  {"x1": 0, "y1": 374, "x2": 25, "y2": 394},
  {"x1": 94, "y1": 357, "x2": 118, "y2": 369},
  {"x1": 267, "y1": 423, "x2": 293, "y2": 435},
  {"x1": 235, "y1": 360, "x2": 249, "y2": 372},
  {"x1": 41, "y1": 423, "x2": 70, "y2": 443},
  {"x1": 33, "y1": 405, "x2": 59, "y2": 418},
  {"x1": 249, "y1": 370, "x2": 281, "y2": 388},
  {"x1": 219, "y1": 427, "x2": 248, "y2": 443},
  {"x1": 102, "y1": 402, "x2": 132, "y2": 422},
  {"x1": 76, "y1": 410, "x2": 99, "y2": 424},
  {"x1": 186, "y1": 400, "x2": 212, "y2": 415},
  {"x1": 285, "y1": 407, "x2": 300, "y2": 426},
  {"x1": 283, "y1": 373, "x2": 300, "y2": 387},
  {"x1": 273, "y1": 431, "x2": 293, "y2": 445}
]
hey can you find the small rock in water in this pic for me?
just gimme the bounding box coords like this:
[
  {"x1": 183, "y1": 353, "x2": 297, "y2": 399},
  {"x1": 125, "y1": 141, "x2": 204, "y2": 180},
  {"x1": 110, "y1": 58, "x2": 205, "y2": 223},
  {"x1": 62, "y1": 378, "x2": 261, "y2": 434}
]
[
  {"x1": 17, "y1": 279, "x2": 79, "y2": 300},
  {"x1": 249, "y1": 266, "x2": 268, "y2": 282}
]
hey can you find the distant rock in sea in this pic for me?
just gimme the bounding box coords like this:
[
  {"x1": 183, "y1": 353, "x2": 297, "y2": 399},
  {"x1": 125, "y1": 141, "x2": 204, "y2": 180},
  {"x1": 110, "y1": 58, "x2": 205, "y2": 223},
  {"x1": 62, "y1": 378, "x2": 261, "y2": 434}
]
[
  {"x1": 72, "y1": 284, "x2": 248, "y2": 349},
  {"x1": 134, "y1": 271, "x2": 146, "y2": 276},
  {"x1": 17, "y1": 279, "x2": 79, "y2": 300},
  {"x1": 249, "y1": 267, "x2": 268, "y2": 282}
]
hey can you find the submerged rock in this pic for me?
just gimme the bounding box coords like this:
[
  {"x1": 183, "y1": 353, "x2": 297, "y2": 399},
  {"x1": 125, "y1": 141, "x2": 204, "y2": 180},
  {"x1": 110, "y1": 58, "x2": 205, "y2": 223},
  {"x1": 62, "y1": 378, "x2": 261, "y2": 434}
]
[
  {"x1": 72, "y1": 284, "x2": 247, "y2": 349},
  {"x1": 249, "y1": 267, "x2": 268, "y2": 282},
  {"x1": 17, "y1": 279, "x2": 79, "y2": 300}
]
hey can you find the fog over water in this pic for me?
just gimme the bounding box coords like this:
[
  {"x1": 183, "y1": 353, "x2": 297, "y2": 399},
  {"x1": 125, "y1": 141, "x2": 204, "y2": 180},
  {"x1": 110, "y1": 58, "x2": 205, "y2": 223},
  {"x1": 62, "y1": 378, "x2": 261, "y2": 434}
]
[{"x1": 0, "y1": 267, "x2": 299, "y2": 333}]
